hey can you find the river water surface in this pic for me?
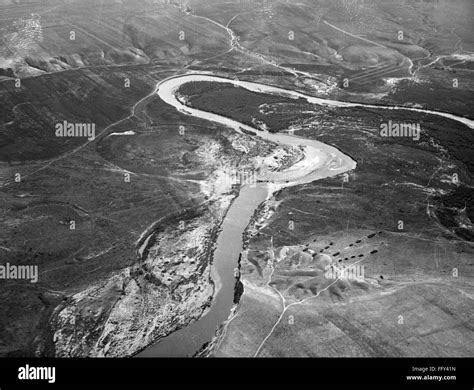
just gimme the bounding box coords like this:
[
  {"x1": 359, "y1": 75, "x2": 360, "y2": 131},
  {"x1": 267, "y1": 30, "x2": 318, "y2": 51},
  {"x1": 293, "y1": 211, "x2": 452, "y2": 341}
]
[{"x1": 138, "y1": 185, "x2": 268, "y2": 357}]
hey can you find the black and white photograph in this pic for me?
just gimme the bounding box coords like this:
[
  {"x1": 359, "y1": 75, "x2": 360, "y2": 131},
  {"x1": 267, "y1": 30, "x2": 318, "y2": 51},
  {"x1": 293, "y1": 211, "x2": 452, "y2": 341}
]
[{"x1": 0, "y1": 0, "x2": 473, "y2": 387}]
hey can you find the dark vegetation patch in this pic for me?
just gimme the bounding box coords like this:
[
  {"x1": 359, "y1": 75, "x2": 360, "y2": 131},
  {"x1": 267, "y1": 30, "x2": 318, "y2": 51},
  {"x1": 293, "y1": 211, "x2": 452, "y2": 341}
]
[
  {"x1": 179, "y1": 81, "x2": 314, "y2": 132},
  {"x1": 432, "y1": 186, "x2": 474, "y2": 242},
  {"x1": 0, "y1": 65, "x2": 157, "y2": 162}
]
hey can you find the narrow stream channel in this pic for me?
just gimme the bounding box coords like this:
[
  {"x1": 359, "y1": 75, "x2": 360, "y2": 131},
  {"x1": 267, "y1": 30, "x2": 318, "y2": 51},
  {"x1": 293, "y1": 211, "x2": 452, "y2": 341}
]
[{"x1": 138, "y1": 185, "x2": 268, "y2": 357}]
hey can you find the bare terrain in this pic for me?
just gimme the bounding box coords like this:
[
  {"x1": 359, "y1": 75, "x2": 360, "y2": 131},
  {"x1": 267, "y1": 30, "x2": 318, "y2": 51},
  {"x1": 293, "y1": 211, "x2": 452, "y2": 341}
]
[{"x1": 0, "y1": 0, "x2": 473, "y2": 358}]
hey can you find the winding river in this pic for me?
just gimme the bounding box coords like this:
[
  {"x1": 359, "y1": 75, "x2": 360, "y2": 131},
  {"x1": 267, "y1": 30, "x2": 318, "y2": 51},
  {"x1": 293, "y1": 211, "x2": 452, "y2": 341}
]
[{"x1": 137, "y1": 73, "x2": 473, "y2": 357}]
